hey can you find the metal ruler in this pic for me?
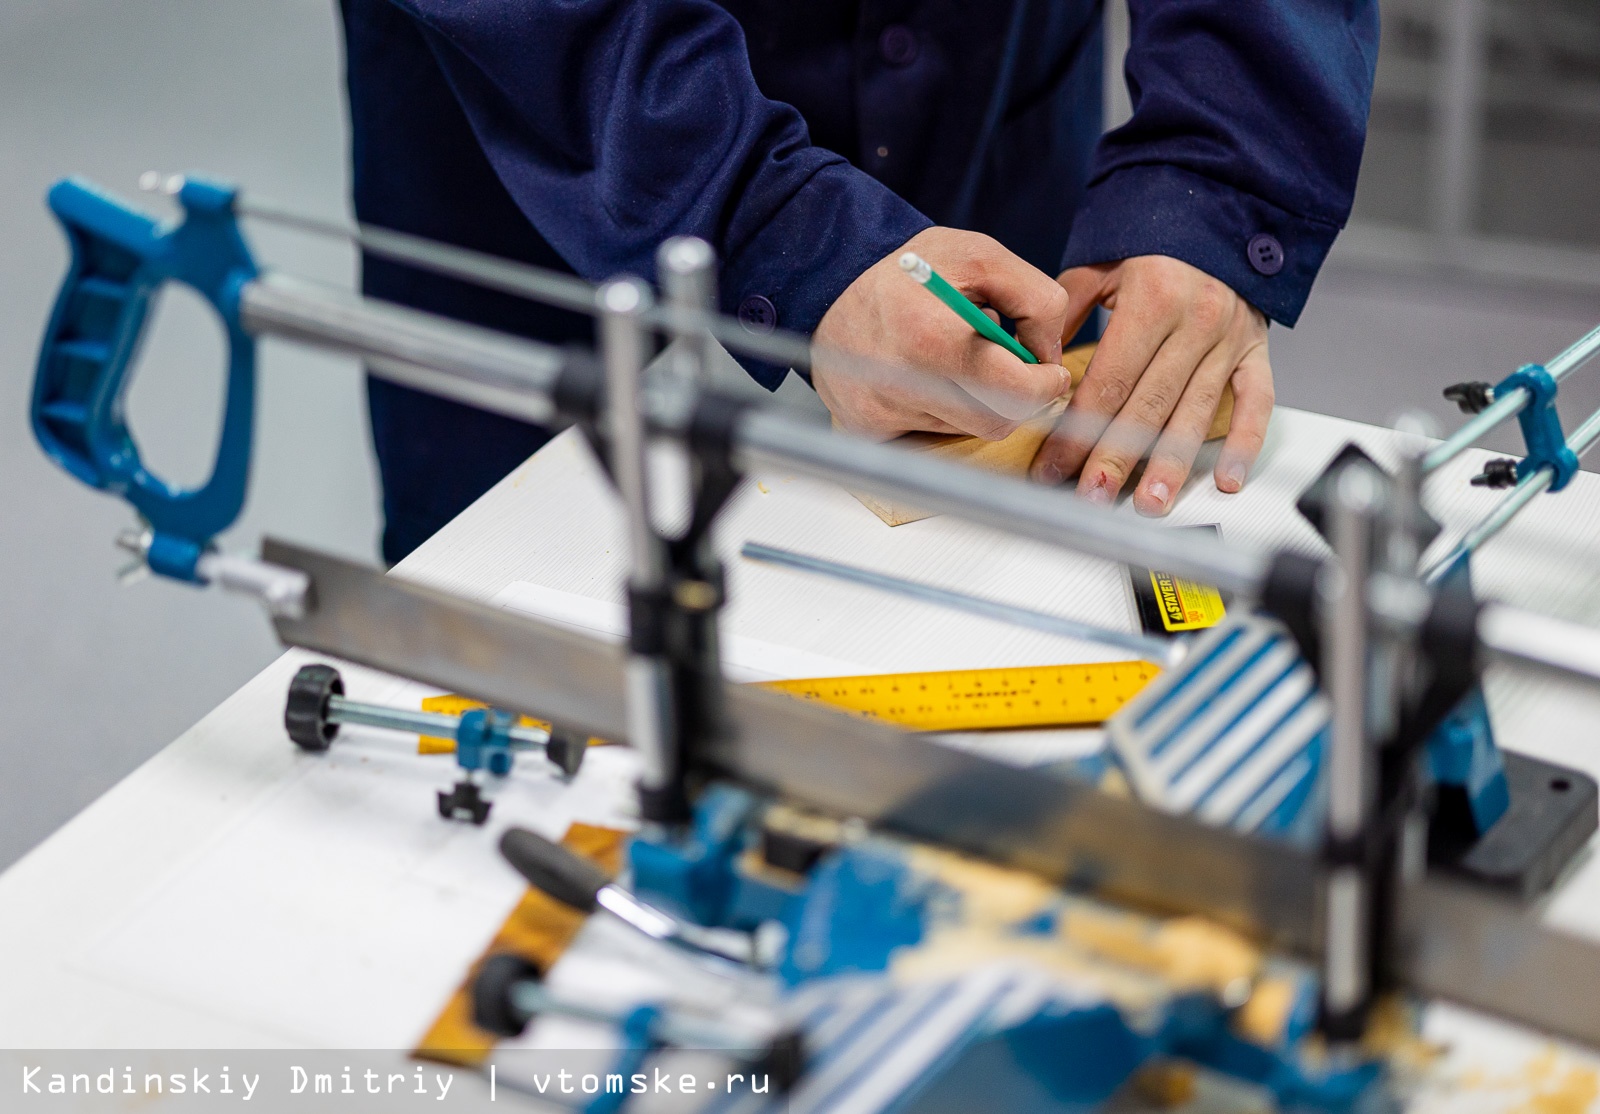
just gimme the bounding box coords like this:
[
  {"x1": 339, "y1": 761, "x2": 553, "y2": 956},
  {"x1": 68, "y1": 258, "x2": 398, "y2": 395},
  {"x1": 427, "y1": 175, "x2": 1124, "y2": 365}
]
[{"x1": 758, "y1": 661, "x2": 1159, "y2": 732}]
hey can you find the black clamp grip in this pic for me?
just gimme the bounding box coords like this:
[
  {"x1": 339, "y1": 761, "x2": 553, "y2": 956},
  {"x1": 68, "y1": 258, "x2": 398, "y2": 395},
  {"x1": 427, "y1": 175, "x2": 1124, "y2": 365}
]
[
  {"x1": 499, "y1": 827, "x2": 611, "y2": 913},
  {"x1": 1470, "y1": 458, "x2": 1520, "y2": 489},
  {"x1": 1443, "y1": 380, "x2": 1495, "y2": 414}
]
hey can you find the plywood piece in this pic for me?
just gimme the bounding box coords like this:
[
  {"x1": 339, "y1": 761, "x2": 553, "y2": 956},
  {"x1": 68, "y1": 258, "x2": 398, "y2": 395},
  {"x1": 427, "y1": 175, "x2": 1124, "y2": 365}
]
[{"x1": 851, "y1": 344, "x2": 1235, "y2": 526}]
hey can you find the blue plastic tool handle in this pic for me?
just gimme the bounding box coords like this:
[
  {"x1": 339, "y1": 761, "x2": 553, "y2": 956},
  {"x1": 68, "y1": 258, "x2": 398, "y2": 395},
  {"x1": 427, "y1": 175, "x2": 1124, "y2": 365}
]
[
  {"x1": 32, "y1": 176, "x2": 259, "y2": 581},
  {"x1": 1499, "y1": 363, "x2": 1579, "y2": 492}
]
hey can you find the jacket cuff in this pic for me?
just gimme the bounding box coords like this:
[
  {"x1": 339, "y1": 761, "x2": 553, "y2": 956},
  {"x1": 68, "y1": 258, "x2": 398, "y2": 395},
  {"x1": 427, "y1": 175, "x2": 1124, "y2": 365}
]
[
  {"x1": 719, "y1": 160, "x2": 932, "y2": 389},
  {"x1": 1060, "y1": 163, "x2": 1340, "y2": 327}
]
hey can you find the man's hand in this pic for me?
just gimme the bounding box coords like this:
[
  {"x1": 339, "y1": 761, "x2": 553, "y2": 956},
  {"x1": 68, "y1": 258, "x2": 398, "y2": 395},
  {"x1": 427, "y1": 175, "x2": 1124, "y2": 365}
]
[
  {"x1": 1031, "y1": 255, "x2": 1273, "y2": 516},
  {"x1": 812, "y1": 227, "x2": 1071, "y2": 441}
]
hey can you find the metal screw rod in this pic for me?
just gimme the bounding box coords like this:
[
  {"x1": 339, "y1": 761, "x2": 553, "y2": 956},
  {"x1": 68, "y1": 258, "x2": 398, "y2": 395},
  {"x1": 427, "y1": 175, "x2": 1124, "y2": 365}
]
[
  {"x1": 741, "y1": 541, "x2": 1182, "y2": 667},
  {"x1": 324, "y1": 695, "x2": 550, "y2": 749}
]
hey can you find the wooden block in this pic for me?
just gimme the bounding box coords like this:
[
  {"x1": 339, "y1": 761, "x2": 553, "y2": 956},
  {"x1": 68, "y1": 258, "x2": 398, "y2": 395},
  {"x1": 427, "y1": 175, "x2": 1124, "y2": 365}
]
[{"x1": 851, "y1": 344, "x2": 1235, "y2": 526}]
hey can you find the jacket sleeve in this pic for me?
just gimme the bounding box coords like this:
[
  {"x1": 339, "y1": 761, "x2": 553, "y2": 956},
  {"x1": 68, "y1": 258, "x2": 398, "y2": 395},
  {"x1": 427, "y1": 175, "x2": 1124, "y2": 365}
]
[
  {"x1": 388, "y1": 0, "x2": 931, "y2": 387},
  {"x1": 1060, "y1": 1, "x2": 1379, "y2": 325}
]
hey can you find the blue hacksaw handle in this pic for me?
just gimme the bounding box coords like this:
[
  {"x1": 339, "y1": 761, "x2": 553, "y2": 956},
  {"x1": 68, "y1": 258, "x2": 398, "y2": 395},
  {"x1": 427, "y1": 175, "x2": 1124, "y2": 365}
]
[{"x1": 32, "y1": 176, "x2": 260, "y2": 580}]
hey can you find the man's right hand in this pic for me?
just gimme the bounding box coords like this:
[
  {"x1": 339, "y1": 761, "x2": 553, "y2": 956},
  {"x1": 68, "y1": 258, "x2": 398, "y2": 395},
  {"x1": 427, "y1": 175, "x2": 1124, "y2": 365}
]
[{"x1": 810, "y1": 227, "x2": 1072, "y2": 441}]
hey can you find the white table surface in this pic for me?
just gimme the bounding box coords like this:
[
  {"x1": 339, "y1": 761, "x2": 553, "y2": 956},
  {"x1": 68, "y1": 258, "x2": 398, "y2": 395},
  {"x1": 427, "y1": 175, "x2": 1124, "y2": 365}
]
[{"x1": 5, "y1": 404, "x2": 1600, "y2": 1105}]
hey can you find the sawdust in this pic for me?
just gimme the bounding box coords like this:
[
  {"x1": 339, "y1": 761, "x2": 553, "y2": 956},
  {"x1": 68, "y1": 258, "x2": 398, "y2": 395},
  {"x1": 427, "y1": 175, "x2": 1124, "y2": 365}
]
[
  {"x1": 1439, "y1": 1045, "x2": 1600, "y2": 1114},
  {"x1": 1510, "y1": 1048, "x2": 1599, "y2": 1114},
  {"x1": 1234, "y1": 975, "x2": 1297, "y2": 1045}
]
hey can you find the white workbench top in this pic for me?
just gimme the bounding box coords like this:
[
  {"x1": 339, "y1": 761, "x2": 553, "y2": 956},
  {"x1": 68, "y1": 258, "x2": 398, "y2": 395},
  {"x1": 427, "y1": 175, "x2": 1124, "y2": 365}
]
[{"x1": 4, "y1": 403, "x2": 1600, "y2": 1105}]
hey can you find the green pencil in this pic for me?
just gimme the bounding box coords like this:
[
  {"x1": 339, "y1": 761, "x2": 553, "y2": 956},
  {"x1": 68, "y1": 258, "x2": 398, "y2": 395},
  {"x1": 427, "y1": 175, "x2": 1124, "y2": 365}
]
[{"x1": 898, "y1": 252, "x2": 1040, "y2": 364}]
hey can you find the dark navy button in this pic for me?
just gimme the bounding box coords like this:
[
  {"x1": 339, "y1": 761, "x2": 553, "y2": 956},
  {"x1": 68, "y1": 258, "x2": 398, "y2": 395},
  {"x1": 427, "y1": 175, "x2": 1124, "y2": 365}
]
[
  {"x1": 1247, "y1": 233, "x2": 1285, "y2": 276},
  {"x1": 737, "y1": 294, "x2": 777, "y2": 334},
  {"x1": 878, "y1": 25, "x2": 918, "y2": 67}
]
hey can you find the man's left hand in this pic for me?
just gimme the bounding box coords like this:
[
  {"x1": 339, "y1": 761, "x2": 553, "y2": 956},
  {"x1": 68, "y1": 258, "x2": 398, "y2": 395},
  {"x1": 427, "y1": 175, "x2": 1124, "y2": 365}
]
[{"x1": 1031, "y1": 255, "x2": 1273, "y2": 516}]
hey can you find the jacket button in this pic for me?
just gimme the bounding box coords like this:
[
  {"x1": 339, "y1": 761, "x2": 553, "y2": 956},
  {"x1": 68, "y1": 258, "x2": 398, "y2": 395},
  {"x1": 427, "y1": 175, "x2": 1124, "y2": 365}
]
[
  {"x1": 737, "y1": 294, "x2": 777, "y2": 334},
  {"x1": 878, "y1": 25, "x2": 918, "y2": 67},
  {"x1": 1247, "y1": 233, "x2": 1285, "y2": 276}
]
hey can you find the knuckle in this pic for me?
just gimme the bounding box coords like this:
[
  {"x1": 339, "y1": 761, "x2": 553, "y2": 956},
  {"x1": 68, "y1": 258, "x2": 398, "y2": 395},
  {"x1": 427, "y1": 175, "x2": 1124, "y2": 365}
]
[
  {"x1": 1129, "y1": 387, "x2": 1176, "y2": 429},
  {"x1": 1189, "y1": 284, "x2": 1228, "y2": 332},
  {"x1": 978, "y1": 414, "x2": 1021, "y2": 441}
]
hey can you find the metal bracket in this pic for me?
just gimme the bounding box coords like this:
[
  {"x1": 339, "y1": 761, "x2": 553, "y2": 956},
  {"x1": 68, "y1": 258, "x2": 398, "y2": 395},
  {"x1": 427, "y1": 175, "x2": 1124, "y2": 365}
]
[{"x1": 1497, "y1": 364, "x2": 1579, "y2": 491}]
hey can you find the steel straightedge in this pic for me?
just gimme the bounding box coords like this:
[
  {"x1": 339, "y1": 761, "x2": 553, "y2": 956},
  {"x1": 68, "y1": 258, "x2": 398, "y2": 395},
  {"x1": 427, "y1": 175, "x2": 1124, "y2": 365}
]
[{"x1": 263, "y1": 539, "x2": 1600, "y2": 1050}]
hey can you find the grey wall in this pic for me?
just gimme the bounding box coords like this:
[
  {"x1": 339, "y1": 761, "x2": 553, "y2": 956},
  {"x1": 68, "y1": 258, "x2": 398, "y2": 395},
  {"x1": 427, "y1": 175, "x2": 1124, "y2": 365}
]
[
  {"x1": 0, "y1": 1, "x2": 1597, "y2": 870},
  {"x1": 0, "y1": 1, "x2": 377, "y2": 868}
]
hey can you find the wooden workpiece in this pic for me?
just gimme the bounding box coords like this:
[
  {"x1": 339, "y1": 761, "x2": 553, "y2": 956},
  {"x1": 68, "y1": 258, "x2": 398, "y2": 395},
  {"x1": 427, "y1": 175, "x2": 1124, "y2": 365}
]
[{"x1": 853, "y1": 344, "x2": 1237, "y2": 525}]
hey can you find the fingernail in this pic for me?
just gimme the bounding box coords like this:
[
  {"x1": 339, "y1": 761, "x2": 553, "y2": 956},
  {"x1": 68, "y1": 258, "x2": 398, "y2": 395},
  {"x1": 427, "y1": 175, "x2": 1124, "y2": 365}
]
[
  {"x1": 1220, "y1": 461, "x2": 1248, "y2": 492},
  {"x1": 1139, "y1": 480, "x2": 1170, "y2": 515},
  {"x1": 1035, "y1": 460, "x2": 1062, "y2": 484},
  {"x1": 1082, "y1": 476, "x2": 1114, "y2": 506}
]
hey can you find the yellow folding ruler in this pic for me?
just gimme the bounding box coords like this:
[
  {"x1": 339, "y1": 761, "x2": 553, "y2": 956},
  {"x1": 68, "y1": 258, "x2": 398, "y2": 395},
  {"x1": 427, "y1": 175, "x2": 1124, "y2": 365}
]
[
  {"x1": 756, "y1": 660, "x2": 1161, "y2": 733},
  {"x1": 417, "y1": 660, "x2": 1160, "y2": 749}
]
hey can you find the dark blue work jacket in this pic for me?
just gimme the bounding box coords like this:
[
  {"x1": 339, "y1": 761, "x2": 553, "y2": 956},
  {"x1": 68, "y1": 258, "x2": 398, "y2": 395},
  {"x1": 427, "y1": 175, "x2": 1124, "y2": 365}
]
[{"x1": 339, "y1": 0, "x2": 1378, "y2": 562}]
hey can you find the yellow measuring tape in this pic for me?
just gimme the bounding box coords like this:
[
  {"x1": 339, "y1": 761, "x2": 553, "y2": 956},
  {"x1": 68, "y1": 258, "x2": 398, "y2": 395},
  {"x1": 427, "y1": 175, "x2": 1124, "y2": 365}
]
[
  {"x1": 756, "y1": 660, "x2": 1160, "y2": 733},
  {"x1": 417, "y1": 660, "x2": 1160, "y2": 750}
]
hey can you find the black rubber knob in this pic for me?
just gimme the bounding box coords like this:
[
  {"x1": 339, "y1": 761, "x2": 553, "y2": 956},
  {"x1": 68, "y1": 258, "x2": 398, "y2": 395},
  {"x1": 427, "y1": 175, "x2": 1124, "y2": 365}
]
[
  {"x1": 285, "y1": 664, "x2": 343, "y2": 751},
  {"x1": 546, "y1": 730, "x2": 587, "y2": 778},
  {"x1": 499, "y1": 828, "x2": 608, "y2": 912},
  {"x1": 471, "y1": 953, "x2": 541, "y2": 1037}
]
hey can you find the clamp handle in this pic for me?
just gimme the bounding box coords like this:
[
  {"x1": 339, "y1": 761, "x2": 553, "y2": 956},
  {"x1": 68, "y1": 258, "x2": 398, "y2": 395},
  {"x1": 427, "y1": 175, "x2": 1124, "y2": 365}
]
[
  {"x1": 1498, "y1": 364, "x2": 1579, "y2": 492},
  {"x1": 33, "y1": 176, "x2": 259, "y2": 580}
]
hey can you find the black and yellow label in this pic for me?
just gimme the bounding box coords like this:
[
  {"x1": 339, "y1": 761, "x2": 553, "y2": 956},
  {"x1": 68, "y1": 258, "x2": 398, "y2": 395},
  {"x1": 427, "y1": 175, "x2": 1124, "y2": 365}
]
[
  {"x1": 1147, "y1": 571, "x2": 1227, "y2": 632},
  {"x1": 1132, "y1": 523, "x2": 1228, "y2": 636}
]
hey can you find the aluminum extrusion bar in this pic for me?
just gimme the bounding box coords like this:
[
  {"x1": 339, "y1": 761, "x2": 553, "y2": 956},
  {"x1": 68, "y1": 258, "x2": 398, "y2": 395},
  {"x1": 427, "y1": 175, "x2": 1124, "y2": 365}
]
[{"x1": 259, "y1": 538, "x2": 1600, "y2": 1049}]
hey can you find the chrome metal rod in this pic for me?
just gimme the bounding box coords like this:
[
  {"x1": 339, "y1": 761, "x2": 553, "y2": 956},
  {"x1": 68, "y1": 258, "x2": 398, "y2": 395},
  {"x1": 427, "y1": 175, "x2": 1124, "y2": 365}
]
[
  {"x1": 1424, "y1": 321, "x2": 1600, "y2": 474},
  {"x1": 732, "y1": 408, "x2": 1274, "y2": 598},
  {"x1": 240, "y1": 199, "x2": 814, "y2": 372},
  {"x1": 1419, "y1": 369, "x2": 1600, "y2": 584},
  {"x1": 1422, "y1": 469, "x2": 1552, "y2": 585},
  {"x1": 1478, "y1": 602, "x2": 1600, "y2": 686},
  {"x1": 325, "y1": 695, "x2": 550, "y2": 748},
  {"x1": 741, "y1": 541, "x2": 1180, "y2": 666},
  {"x1": 1320, "y1": 461, "x2": 1382, "y2": 1032},
  {"x1": 241, "y1": 272, "x2": 1277, "y2": 600},
  {"x1": 239, "y1": 274, "x2": 563, "y2": 426},
  {"x1": 602, "y1": 280, "x2": 681, "y2": 814}
]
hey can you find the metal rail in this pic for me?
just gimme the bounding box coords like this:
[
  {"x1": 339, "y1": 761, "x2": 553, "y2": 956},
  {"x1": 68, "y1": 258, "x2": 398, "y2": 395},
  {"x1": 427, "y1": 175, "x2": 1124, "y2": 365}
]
[
  {"x1": 740, "y1": 541, "x2": 1180, "y2": 665},
  {"x1": 325, "y1": 695, "x2": 551, "y2": 748},
  {"x1": 237, "y1": 272, "x2": 1277, "y2": 601},
  {"x1": 1421, "y1": 375, "x2": 1600, "y2": 583},
  {"x1": 1423, "y1": 321, "x2": 1600, "y2": 474}
]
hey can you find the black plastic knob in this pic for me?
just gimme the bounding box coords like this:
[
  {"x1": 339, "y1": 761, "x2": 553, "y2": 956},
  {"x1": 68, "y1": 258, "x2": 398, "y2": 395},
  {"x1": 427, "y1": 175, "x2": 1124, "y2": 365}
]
[
  {"x1": 546, "y1": 730, "x2": 587, "y2": 779},
  {"x1": 284, "y1": 664, "x2": 343, "y2": 752},
  {"x1": 471, "y1": 953, "x2": 542, "y2": 1037}
]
